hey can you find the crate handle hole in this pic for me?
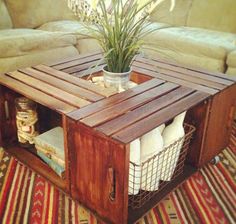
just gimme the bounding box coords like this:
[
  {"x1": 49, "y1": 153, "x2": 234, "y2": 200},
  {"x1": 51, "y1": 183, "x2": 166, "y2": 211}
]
[
  {"x1": 4, "y1": 100, "x2": 10, "y2": 120},
  {"x1": 108, "y1": 167, "x2": 116, "y2": 201}
]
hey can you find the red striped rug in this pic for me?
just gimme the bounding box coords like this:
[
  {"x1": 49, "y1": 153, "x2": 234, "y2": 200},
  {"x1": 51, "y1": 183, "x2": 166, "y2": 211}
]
[{"x1": 0, "y1": 123, "x2": 235, "y2": 224}]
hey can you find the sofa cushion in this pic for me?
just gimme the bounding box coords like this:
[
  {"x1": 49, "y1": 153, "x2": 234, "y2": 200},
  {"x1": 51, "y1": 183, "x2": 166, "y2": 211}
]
[
  {"x1": 0, "y1": 29, "x2": 77, "y2": 58},
  {"x1": 226, "y1": 67, "x2": 236, "y2": 76},
  {"x1": 38, "y1": 20, "x2": 86, "y2": 34},
  {"x1": 38, "y1": 20, "x2": 101, "y2": 53},
  {"x1": 38, "y1": 20, "x2": 171, "y2": 36},
  {"x1": 144, "y1": 27, "x2": 236, "y2": 60},
  {"x1": 0, "y1": 46, "x2": 79, "y2": 73},
  {"x1": 5, "y1": 0, "x2": 76, "y2": 28},
  {"x1": 150, "y1": 0, "x2": 193, "y2": 26},
  {"x1": 143, "y1": 26, "x2": 236, "y2": 72},
  {"x1": 0, "y1": 0, "x2": 12, "y2": 29},
  {"x1": 38, "y1": 20, "x2": 171, "y2": 54},
  {"x1": 187, "y1": 0, "x2": 236, "y2": 33},
  {"x1": 227, "y1": 50, "x2": 236, "y2": 67}
]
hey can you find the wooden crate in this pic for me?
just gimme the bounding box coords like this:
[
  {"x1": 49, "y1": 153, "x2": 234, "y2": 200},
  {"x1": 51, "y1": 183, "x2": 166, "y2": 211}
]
[
  {"x1": 0, "y1": 52, "x2": 235, "y2": 223},
  {"x1": 0, "y1": 64, "x2": 115, "y2": 192}
]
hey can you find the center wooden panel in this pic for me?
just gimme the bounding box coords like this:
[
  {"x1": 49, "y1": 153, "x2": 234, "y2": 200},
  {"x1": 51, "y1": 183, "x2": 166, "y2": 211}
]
[{"x1": 67, "y1": 119, "x2": 130, "y2": 224}]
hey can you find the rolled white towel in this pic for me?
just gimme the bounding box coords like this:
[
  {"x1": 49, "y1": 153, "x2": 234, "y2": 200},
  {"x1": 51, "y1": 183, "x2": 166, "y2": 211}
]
[
  {"x1": 140, "y1": 124, "x2": 164, "y2": 191},
  {"x1": 161, "y1": 111, "x2": 186, "y2": 181},
  {"x1": 129, "y1": 138, "x2": 141, "y2": 195}
]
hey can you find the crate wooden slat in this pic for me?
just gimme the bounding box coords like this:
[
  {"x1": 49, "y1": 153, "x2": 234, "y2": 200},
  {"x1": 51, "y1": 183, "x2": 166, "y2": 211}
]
[
  {"x1": 6, "y1": 71, "x2": 90, "y2": 108},
  {"x1": 97, "y1": 86, "x2": 195, "y2": 136},
  {"x1": 80, "y1": 82, "x2": 179, "y2": 127},
  {"x1": 71, "y1": 64, "x2": 105, "y2": 78},
  {"x1": 19, "y1": 67, "x2": 104, "y2": 102},
  {"x1": 133, "y1": 66, "x2": 218, "y2": 95},
  {"x1": 68, "y1": 78, "x2": 165, "y2": 120},
  {"x1": 136, "y1": 54, "x2": 236, "y2": 82},
  {"x1": 48, "y1": 51, "x2": 103, "y2": 77},
  {"x1": 133, "y1": 61, "x2": 226, "y2": 90},
  {"x1": 112, "y1": 91, "x2": 209, "y2": 143},
  {"x1": 33, "y1": 64, "x2": 116, "y2": 97},
  {"x1": 0, "y1": 74, "x2": 77, "y2": 114},
  {"x1": 48, "y1": 51, "x2": 102, "y2": 67},
  {"x1": 52, "y1": 53, "x2": 102, "y2": 71},
  {"x1": 62, "y1": 60, "x2": 104, "y2": 74}
]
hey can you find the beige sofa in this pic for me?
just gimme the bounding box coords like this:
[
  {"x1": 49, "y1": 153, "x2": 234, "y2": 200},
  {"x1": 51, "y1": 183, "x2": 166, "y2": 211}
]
[
  {"x1": 144, "y1": 0, "x2": 236, "y2": 75},
  {"x1": 0, "y1": 0, "x2": 236, "y2": 76},
  {"x1": 0, "y1": 0, "x2": 101, "y2": 73}
]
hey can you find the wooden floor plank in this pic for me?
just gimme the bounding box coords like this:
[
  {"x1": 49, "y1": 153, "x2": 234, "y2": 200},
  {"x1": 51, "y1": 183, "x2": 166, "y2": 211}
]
[
  {"x1": 81, "y1": 82, "x2": 179, "y2": 127},
  {"x1": 97, "y1": 86, "x2": 194, "y2": 135},
  {"x1": 0, "y1": 74, "x2": 76, "y2": 114},
  {"x1": 19, "y1": 67, "x2": 104, "y2": 102},
  {"x1": 6, "y1": 71, "x2": 90, "y2": 108},
  {"x1": 68, "y1": 79, "x2": 165, "y2": 120},
  {"x1": 33, "y1": 65, "x2": 116, "y2": 97},
  {"x1": 112, "y1": 91, "x2": 210, "y2": 144}
]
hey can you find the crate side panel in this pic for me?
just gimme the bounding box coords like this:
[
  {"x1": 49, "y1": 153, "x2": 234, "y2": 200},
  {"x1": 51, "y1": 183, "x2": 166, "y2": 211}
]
[
  {"x1": 200, "y1": 84, "x2": 236, "y2": 166},
  {"x1": 71, "y1": 123, "x2": 129, "y2": 224}
]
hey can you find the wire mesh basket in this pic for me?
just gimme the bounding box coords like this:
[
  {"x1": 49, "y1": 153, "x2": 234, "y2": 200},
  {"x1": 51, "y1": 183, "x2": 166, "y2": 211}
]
[{"x1": 128, "y1": 123, "x2": 196, "y2": 209}]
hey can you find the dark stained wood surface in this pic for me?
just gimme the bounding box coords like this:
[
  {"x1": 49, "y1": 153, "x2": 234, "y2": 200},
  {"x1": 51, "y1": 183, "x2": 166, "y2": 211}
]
[
  {"x1": 133, "y1": 61, "x2": 226, "y2": 90},
  {"x1": 97, "y1": 86, "x2": 194, "y2": 136},
  {"x1": 0, "y1": 52, "x2": 235, "y2": 224},
  {"x1": 185, "y1": 100, "x2": 211, "y2": 167},
  {"x1": 0, "y1": 86, "x2": 5, "y2": 146},
  {"x1": 135, "y1": 54, "x2": 236, "y2": 82},
  {"x1": 198, "y1": 85, "x2": 236, "y2": 166},
  {"x1": 81, "y1": 82, "x2": 179, "y2": 127},
  {"x1": 52, "y1": 53, "x2": 102, "y2": 71},
  {"x1": 132, "y1": 66, "x2": 218, "y2": 95},
  {"x1": 38, "y1": 53, "x2": 236, "y2": 224},
  {"x1": 68, "y1": 78, "x2": 165, "y2": 120},
  {"x1": 18, "y1": 68, "x2": 104, "y2": 102},
  {"x1": 49, "y1": 52, "x2": 106, "y2": 77},
  {"x1": 6, "y1": 70, "x2": 90, "y2": 108},
  {"x1": 0, "y1": 73, "x2": 77, "y2": 114},
  {"x1": 47, "y1": 51, "x2": 102, "y2": 67},
  {"x1": 70, "y1": 77, "x2": 210, "y2": 143},
  {"x1": 69, "y1": 122, "x2": 129, "y2": 224},
  {"x1": 5, "y1": 146, "x2": 68, "y2": 191},
  {"x1": 33, "y1": 65, "x2": 116, "y2": 97},
  {"x1": 0, "y1": 62, "x2": 116, "y2": 115},
  {"x1": 112, "y1": 91, "x2": 209, "y2": 144}
]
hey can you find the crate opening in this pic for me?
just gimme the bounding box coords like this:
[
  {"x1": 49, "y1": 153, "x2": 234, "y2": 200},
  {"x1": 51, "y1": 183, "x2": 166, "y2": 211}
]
[{"x1": 128, "y1": 123, "x2": 196, "y2": 209}]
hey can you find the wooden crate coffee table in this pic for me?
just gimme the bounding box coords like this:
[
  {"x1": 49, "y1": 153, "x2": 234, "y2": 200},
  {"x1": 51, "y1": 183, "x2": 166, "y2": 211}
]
[{"x1": 0, "y1": 52, "x2": 235, "y2": 224}]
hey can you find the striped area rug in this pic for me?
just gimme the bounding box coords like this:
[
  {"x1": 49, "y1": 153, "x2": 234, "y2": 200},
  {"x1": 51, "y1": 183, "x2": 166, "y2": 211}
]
[{"x1": 0, "y1": 123, "x2": 235, "y2": 224}]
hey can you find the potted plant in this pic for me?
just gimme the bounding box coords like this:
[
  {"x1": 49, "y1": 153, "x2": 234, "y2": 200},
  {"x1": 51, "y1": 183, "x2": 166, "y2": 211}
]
[{"x1": 68, "y1": 0, "x2": 175, "y2": 89}]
